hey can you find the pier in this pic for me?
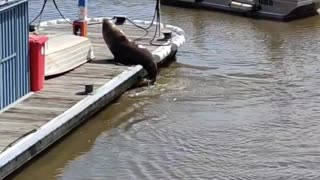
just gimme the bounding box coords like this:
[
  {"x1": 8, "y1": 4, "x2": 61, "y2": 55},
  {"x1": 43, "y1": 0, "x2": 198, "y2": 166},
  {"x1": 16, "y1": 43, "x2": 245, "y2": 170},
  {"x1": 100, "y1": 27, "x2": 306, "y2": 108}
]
[{"x1": 0, "y1": 18, "x2": 185, "y2": 179}]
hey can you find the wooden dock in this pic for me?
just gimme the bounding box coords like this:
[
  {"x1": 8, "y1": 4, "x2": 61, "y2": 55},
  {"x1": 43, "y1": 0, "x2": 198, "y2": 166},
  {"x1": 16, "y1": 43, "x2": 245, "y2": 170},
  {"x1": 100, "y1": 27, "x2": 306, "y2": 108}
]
[{"x1": 0, "y1": 18, "x2": 185, "y2": 179}]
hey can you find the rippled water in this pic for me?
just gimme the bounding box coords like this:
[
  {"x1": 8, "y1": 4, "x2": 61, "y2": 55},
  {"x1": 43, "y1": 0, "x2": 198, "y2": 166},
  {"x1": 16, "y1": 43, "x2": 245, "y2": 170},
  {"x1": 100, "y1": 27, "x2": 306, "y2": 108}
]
[{"x1": 12, "y1": 0, "x2": 320, "y2": 179}]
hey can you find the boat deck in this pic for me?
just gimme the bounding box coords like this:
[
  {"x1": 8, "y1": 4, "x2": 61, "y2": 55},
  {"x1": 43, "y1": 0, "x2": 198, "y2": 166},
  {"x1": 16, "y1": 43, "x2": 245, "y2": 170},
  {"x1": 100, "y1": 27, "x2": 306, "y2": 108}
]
[{"x1": 0, "y1": 19, "x2": 185, "y2": 179}]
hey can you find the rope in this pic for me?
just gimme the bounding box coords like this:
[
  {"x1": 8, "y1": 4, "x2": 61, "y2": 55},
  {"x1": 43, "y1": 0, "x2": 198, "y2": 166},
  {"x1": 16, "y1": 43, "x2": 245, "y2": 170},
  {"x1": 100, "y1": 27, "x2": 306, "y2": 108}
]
[
  {"x1": 1, "y1": 129, "x2": 38, "y2": 153},
  {"x1": 52, "y1": 0, "x2": 72, "y2": 24},
  {"x1": 29, "y1": 0, "x2": 72, "y2": 26},
  {"x1": 125, "y1": 0, "x2": 172, "y2": 46},
  {"x1": 125, "y1": 9, "x2": 157, "y2": 31},
  {"x1": 149, "y1": 0, "x2": 172, "y2": 46},
  {"x1": 29, "y1": 0, "x2": 47, "y2": 24}
]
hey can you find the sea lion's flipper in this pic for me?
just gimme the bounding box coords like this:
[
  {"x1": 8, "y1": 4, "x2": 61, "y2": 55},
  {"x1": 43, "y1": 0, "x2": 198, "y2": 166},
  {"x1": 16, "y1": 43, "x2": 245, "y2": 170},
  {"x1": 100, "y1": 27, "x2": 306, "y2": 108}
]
[
  {"x1": 131, "y1": 79, "x2": 155, "y2": 88},
  {"x1": 143, "y1": 60, "x2": 158, "y2": 84}
]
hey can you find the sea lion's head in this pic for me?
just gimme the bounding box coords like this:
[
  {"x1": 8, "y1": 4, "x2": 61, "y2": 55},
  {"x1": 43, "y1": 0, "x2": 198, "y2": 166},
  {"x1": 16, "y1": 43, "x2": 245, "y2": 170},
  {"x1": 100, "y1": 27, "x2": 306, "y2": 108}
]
[
  {"x1": 102, "y1": 18, "x2": 128, "y2": 45},
  {"x1": 102, "y1": 18, "x2": 113, "y2": 31}
]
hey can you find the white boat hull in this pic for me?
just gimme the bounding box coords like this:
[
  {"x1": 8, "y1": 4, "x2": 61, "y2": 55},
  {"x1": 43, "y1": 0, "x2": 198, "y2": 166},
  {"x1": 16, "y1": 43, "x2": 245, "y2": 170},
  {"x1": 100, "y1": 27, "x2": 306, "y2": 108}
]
[{"x1": 45, "y1": 34, "x2": 94, "y2": 77}]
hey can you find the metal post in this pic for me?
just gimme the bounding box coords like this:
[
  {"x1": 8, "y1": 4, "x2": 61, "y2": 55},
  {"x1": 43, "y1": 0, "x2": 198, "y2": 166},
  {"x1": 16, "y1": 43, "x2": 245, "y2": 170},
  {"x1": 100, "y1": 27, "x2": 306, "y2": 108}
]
[
  {"x1": 73, "y1": 0, "x2": 88, "y2": 37},
  {"x1": 157, "y1": 0, "x2": 161, "y2": 36},
  {"x1": 78, "y1": 0, "x2": 88, "y2": 20}
]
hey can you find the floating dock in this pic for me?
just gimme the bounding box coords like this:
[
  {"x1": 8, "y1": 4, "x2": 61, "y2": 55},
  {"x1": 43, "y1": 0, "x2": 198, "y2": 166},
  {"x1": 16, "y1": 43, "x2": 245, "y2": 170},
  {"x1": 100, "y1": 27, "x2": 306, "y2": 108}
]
[
  {"x1": 0, "y1": 18, "x2": 185, "y2": 179},
  {"x1": 160, "y1": 0, "x2": 320, "y2": 21}
]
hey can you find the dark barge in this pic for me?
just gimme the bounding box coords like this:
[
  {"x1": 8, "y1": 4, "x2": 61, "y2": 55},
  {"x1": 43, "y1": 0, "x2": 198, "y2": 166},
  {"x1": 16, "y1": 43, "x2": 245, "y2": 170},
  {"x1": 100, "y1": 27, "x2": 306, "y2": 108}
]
[{"x1": 160, "y1": 0, "x2": 320, "y2": 21}]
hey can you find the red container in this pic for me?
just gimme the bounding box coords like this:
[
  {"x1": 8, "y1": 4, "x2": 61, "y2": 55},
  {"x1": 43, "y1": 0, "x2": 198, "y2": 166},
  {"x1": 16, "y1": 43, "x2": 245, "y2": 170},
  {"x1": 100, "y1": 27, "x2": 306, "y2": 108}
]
[
  {"x1": 73, "y1": 20, "x2": 88, "y2": 37},
  {"x1": 29, "y1": 35, "x2": 48, "y2": 92}
]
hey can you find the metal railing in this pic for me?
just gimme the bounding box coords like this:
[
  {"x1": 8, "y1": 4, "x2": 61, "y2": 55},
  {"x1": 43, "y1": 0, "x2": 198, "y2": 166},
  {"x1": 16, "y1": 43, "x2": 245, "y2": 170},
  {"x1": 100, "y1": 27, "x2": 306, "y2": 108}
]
[{"x1": 0, "y1": 0, "x2": 30, "y2": 110}]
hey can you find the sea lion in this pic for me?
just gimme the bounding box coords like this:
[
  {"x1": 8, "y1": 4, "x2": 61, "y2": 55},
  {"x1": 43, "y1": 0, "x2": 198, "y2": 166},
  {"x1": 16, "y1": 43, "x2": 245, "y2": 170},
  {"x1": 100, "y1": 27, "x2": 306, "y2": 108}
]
[{"x1": 102, "y1": 18, "x2": 158, "y2": 85}]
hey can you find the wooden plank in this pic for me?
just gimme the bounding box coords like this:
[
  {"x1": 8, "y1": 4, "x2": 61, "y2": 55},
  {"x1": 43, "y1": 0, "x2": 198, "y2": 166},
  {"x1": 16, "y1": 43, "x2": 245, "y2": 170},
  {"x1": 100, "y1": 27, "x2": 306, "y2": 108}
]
[
  {"x1": 30, "y1": 94, "x2": 83, "y2": 102},
  {"x1": 70, "y1": 69, "x2": 125, "y2": 76},
  {"x1": 6, "y1": 108, "x2": 63, "y2": 117},
  {"x1": 0, "y1": 113, "x2": 52, "y2": 123},
  {"x1": 0, "y1": 122, "x2": 39, "y2": 134},
  {"x1": 44, "y1": 80, "x2": 107, "y2": 87},
  {"x1": 0, "y1": 134, "x2": 22, "y2": 152},
  {"x1": 18, "y1": 97, "x2": 79, "y2": 109},
  {"x1": 47, "y1": 76, "x2": 110, "y2": 84}
]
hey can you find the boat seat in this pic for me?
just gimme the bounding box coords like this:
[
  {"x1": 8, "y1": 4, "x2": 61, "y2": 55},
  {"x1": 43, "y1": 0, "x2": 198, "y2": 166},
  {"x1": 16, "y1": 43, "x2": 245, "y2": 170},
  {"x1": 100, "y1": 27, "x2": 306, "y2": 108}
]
[{"x1": 45, "y1": 34, "x2": 95, "y2": 77}]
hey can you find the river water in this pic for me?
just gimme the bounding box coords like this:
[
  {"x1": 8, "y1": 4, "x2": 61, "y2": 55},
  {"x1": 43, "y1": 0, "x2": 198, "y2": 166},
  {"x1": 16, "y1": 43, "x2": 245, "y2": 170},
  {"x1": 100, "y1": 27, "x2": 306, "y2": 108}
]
[{"x1": 12, "y1": 0, "x2": 320, "y2": 179}]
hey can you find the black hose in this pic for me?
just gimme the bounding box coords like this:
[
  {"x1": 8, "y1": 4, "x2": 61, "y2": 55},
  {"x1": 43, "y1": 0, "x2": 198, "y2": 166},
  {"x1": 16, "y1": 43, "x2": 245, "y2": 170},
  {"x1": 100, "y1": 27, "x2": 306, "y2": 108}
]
[
  {"x1": 29, "y1": 0, "x2": 47, "y2": 24},
  {"x1": 126, "y1": 0, "x2": 172, "y2": 46},
  {"x1": 52, "y1": 0, "x2": 72, "y2": 24},
  {"x1": 149, "y1": 0, "x2": 172, "y2": 46}
]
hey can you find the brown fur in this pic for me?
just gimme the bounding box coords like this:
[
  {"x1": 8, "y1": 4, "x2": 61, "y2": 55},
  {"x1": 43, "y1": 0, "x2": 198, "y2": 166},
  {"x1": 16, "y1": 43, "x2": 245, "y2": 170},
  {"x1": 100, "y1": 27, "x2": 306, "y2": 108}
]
[{"x1": 102, "y1": 19, "x2": 158, "y2": 84}]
